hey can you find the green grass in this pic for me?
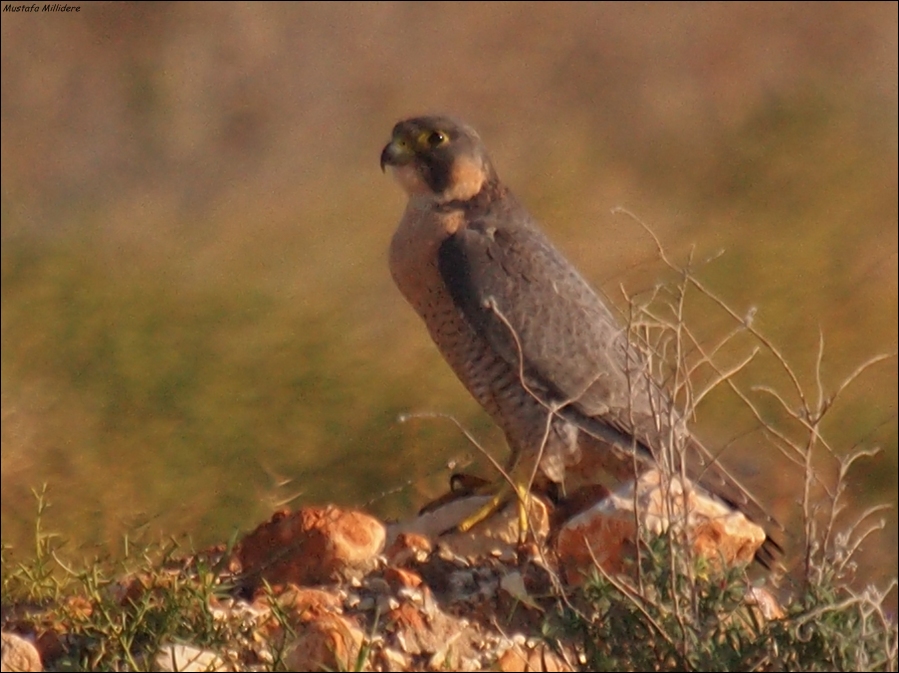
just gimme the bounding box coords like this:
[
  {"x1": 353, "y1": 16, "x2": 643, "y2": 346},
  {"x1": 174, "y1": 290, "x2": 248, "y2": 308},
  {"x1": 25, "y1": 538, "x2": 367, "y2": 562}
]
[
  {"x1": 560, "y1": 534, "x2": 897, "y2": 672},
  {"x1": 3, "y1": 478, "x2": 895, "y2": 671}
]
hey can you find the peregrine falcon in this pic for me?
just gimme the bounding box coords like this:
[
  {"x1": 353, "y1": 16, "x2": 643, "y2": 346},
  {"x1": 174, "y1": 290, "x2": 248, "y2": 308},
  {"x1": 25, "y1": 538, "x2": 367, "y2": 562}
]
[{"x1": 381, "y1": 115, "x2": 774, "y2": 538}]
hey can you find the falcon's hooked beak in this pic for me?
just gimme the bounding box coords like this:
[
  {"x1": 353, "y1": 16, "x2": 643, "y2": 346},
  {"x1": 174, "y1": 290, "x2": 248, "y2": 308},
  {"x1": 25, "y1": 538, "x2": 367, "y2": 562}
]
[{"x1": 380, "y1": 138, "x2": 414, "y2": 172}]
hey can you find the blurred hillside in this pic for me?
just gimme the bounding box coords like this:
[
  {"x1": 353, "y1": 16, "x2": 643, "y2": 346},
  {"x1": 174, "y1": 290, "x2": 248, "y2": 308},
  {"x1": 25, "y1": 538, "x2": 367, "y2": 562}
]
[{"x1": 2, "y1": 2, "x2": 896, "y2": 588}]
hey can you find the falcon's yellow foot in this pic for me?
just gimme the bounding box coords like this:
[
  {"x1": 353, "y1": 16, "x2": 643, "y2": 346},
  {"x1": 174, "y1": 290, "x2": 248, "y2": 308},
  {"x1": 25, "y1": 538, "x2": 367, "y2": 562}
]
[{"x1": 453, "y1": 480, "x2": 534, "y2": 541}]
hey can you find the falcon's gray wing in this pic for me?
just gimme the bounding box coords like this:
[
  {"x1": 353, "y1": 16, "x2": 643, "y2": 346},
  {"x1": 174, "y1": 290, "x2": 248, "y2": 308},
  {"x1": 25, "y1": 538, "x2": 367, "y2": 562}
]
[
  {"x1": 438, "y1": 201, "x2": 783, "y2": 542},
  {"x1": 437, "y1": 195, "x2": 667, "y2": 462}
]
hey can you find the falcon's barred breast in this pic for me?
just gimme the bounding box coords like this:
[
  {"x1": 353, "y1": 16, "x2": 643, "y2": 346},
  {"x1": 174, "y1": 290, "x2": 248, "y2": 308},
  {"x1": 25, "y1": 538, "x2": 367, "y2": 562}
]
[{"x1": 380, "y1": 115, "x2": 774, "y2": 536}]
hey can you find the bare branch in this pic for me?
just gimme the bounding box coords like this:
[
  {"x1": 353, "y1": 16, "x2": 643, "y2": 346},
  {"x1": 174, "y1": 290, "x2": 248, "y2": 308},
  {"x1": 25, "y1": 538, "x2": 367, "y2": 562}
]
[
  {"x1": 829, "y1": 352, "x2": 898, "y2": 410},
  {"x1": 691, "y1": 348, "x2": 759, "y2": 410}
]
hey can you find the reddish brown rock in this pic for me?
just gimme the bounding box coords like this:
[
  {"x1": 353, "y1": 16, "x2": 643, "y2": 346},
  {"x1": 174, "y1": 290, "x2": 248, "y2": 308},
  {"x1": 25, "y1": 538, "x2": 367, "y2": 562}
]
[
  {"x1": 550, "y1": 484, "x2": 611, "y2": 529},
  {"x1": 383, "y1": 566, "x2": 423, "y2": 590},
  {"x1": 284, "y1": 612, "x2": 365, "y2": 672},
  {"x1": 386, "y1": 601, "x2": 428, "y2": 642},
  {"x1": 557, "y1": 469, "x2": 766, "y2": 585},
  {"x1": 497, "y1": 643, "x2": 572, "y2": 672},
  {"x1": 235, "y1": 506, "x2": 385, "y2": 590},
  {"x1": 270, "y1": 585, "x2": 343, "y2": 621},
  {"x1": 383, "y1": 598, "x2": 475, "y2": 667},
  {"x1": 243, "y1": 571, "x2": 380, "y2": 666},
  {"x1": 384, "y1": 531, "x2": 433, "y2": 567},
  {"x1": 252, "y1": 583, "x2": 362, "y2": 670},
  {"x1": 3, "y1": 595, "x2": 93, "y2": 666}
]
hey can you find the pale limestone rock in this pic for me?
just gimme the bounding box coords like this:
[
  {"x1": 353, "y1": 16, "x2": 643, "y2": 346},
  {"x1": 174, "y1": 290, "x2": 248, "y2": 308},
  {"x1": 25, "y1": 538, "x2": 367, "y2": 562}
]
[
  {"x1": 557, "y1": 468, "x2": 766, "y2": 584},
  {"x1": 154, "y1": 643, "x2": 229, "y2": 672},
  {"x1": 1, "y1": 632, "x2": 41, "y2": 673}
]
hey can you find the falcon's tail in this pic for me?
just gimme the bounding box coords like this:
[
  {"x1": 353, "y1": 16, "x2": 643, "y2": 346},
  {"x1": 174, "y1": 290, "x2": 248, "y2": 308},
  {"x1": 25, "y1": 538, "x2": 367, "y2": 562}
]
[
  {"x1": 560, "y1": 410, "x2": 785, "y2": 566},
  {"x1": 682, "y1": 434, "x2": 786, "y2": 566}
]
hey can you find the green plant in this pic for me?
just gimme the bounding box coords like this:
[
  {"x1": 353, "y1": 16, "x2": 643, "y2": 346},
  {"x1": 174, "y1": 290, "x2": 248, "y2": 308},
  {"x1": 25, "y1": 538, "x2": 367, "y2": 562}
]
[{"x1": 554, "y1": 219, "x2": 897, "y2": 672}]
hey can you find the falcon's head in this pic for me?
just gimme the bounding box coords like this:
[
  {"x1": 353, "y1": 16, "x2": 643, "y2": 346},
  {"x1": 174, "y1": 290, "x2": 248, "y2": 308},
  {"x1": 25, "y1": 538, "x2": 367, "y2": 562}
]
[{"x1": 380, "y1": 116, "x2": 498, "y2": 203}]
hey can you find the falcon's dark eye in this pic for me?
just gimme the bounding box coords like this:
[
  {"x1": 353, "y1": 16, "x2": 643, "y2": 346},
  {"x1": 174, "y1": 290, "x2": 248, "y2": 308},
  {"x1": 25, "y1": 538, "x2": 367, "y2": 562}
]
[{"x1": 427, "y1": 130, "x2": 448, "y2": 147}]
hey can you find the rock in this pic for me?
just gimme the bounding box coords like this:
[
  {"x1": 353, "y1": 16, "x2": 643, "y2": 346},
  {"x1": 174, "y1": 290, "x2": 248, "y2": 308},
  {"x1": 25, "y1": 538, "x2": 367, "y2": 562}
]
[
  {"x1": 383, "y1": 566, "x2": 423, "y2": 591},
  {"x1": 383, "y1": 597, "x2": 477, "y2": 669},
  {"x1": 235, "y1": 506, "x2": 385, "y2": 590},
  {"x1": 497, "y1": 642, "x2": 572, "y2": 672},
  {"x1": 549, "y1": 484, "x2": 611, "y2": 529},
  {"x1": 500, "y1": 571, "x2": 542, "y2": 612},
  {"x1": 248, "y1": 583, "x2": 364, "y2": 671},
  {"x1": 745, "y1": 585, "x2": 785, "y2": 621},
  {"x1": 283, "y1": 613, "x2": 365, "y2": 672},
  {"x1": 557, "y1": 469, "x2": 766, "y2": 584},
  {"x1": 154, "y1": 643, "x2": 229, "y2": 672},
  {"x1": 384, "y1": 532, "x2": 432, "y2": 567},
  {"x1": 273, "y1": 584, "x2": 343, "y2": 619},
  {"x1": 1, "y1": 632, "x2": 42, "y2": 673}
]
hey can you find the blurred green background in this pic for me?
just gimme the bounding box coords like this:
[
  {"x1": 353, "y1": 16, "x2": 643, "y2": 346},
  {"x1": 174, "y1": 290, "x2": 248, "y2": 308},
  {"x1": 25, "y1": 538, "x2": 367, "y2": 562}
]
[{"x1": 2, "y1": 3, "x2": 896, "y2": 587}]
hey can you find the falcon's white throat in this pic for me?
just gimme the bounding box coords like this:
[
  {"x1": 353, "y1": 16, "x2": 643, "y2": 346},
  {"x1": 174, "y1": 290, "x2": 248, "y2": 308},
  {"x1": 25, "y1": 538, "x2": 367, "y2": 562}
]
[{"x1": 387, "y1": 163, "x2": 432, "y2": 197}]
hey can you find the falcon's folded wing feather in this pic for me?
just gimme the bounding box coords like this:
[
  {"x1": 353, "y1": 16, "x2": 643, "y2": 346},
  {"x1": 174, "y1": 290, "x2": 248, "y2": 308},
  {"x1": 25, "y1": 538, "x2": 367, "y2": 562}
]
[{"x1": 437, "y1": 196, "x2": 666, "y2": 461}]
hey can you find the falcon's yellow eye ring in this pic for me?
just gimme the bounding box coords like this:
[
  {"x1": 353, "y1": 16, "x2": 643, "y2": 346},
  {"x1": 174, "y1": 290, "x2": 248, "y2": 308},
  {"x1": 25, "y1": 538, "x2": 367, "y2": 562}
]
[{"x1": 420, "y1": 130, "x2": 448, "y2": 148}]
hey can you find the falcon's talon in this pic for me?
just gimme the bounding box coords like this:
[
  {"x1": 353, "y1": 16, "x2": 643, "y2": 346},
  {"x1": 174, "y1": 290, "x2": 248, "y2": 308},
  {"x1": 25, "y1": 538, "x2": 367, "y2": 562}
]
[
  {"x1": 450, "y1": 479, "x2": 537, "y2": 544},
  {"x1": 455, "y1": 485, "x2": 510, "y2": 534},
  {"x1": 381, "y1": 115, "x2": 780, "y2": 558}
]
